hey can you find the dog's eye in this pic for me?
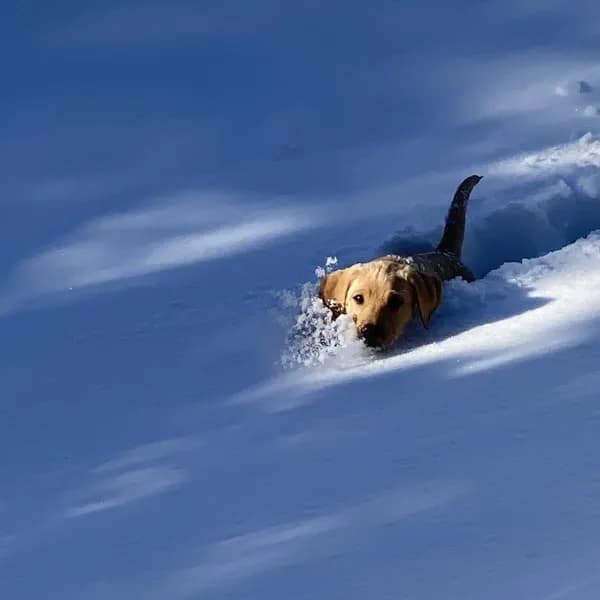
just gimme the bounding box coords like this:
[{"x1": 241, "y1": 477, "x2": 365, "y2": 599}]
[
  {"x1": 353, "y1": 294, "x2": 364, "y2": 305},
  {"x1": 388, "y1": 294, "x2": 404, "y2": 310}
]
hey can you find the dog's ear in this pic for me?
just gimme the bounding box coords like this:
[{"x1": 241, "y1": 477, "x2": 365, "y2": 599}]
[
  {"x1": 406, "y1": 269, "x2": 443, "y2": 329},
  {"x1": 319, "y1": 267, "x2": 356, "y2": 318}
]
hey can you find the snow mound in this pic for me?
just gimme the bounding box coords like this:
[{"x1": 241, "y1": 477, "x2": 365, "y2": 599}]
[
  {"x1": 382, "y1": 135, "x2": 600, "y2": 279},
  {"x1": 244, "y1": 229, "x2": 600, "y2": 410},
  {"x1": 279, "y1": 278, "x2": 370, "y2": 370}
]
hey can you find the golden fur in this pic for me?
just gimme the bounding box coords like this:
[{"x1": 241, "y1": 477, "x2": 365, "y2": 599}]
[{"x1": 319, "y1": 258, "x2": 442, "y2": 348}]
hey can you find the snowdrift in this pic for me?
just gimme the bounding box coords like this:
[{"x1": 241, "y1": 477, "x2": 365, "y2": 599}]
[
  {"x1": 216, "y1": 231, "x2": 600, "y2": 600},
  {"x1": 7, "y1": 1, "x2": 600, "y2": 597},
  {"x1": 246, "y1": 229, "x2": 600, "y2": 408}
]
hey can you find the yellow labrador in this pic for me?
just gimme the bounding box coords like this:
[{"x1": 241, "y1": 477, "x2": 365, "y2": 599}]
[{"x1": 319, "y1": 175, "x2": 483, "y2": 348}]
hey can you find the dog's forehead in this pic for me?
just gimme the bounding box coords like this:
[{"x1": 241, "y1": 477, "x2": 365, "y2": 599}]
[{"x1": 351, "y1": 260, "x2": 409, "y2": 291}]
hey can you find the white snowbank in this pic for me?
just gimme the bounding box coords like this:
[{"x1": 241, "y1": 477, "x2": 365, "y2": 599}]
[
  {"x1": 378, "y1": 135, "x2": 600, "y2": 278},
  {"x1": 246, "y1": 230, "x2": 600, "y2": 411}
]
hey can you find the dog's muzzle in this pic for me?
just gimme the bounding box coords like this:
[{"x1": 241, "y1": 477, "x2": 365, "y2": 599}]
[{"x1": 359, "y1": 324, "x2": 382, "y2": 348}]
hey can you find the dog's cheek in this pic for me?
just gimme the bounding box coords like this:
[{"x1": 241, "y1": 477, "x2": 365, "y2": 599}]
[{"x1": 389, "y1": 312, "x2": 410, "y2": 344}]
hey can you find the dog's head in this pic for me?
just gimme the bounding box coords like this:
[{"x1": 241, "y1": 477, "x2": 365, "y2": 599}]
[{"x1": 319, "y1": 260, "x2": 442, "y2": 348}]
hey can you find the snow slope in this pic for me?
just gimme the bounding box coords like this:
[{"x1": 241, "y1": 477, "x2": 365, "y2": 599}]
[
  {"x1": 3, "y1": 1, "x2": 600, "y2": 599},
  {"x1": 244, "y1": 231, "x2": 600, "y2": 411}
]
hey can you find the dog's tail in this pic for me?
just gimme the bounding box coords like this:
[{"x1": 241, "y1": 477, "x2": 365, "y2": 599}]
[{"x1": 436, "y1": 174, "x2": 483, "y2": 259}]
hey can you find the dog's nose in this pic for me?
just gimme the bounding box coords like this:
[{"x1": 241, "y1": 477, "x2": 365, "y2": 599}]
[{"x1": 359, "y1": 323, "x2": 381, "y2": 347}]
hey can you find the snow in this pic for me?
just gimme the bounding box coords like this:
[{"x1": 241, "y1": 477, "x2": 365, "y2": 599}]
[
  {"x1": 251, "y1": 231, "x2": 600, "y2": 408},
  {"x1": 3, "y1": 1, "x2": 600, "y2": 599}
]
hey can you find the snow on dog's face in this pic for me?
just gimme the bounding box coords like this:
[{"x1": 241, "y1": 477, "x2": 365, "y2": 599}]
[{"x1": 319, "y1": 260, "x2": 442, "y2": 348}]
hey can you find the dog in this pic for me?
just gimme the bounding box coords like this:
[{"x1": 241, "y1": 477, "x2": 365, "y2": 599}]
[{"x1": 319, "y1": 175, "x2": 483, "y2": 348}]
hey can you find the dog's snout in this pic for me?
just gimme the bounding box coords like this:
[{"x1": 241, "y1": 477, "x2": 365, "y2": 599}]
[
  {"x1": 359, "y1": 324, "x2": 376, "y2": 336},
  {"x1": 359, "y1": 323, "x2": 381, "y2": 347}
]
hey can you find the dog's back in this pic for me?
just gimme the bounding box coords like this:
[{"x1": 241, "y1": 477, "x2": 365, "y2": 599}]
[{"x1": 381, "y1": 175, "x2": 482, "y2": 283}]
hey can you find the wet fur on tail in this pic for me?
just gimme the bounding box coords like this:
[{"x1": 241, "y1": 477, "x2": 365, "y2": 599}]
[{"x1": 437, "y1": 175, "x2": 483, "y2": 259}]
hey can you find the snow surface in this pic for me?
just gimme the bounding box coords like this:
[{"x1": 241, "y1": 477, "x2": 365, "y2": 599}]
[{"x1": 3, "y1": 1, "x2": 600, "y2": 599}]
